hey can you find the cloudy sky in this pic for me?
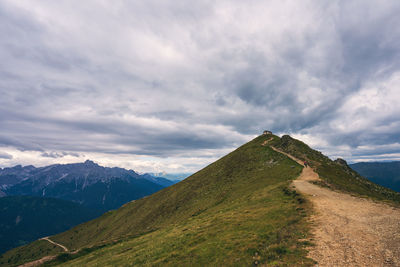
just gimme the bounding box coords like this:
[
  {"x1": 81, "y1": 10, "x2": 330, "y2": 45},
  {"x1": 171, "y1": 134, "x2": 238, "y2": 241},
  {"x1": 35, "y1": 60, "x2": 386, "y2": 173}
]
[{"x1": 1, "y1": 0, "x2": 400, "y2": 173}]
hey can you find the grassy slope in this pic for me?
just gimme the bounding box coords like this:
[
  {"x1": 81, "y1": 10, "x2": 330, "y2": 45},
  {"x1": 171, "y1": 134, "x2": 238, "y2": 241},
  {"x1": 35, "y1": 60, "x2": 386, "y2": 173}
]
[
  {"x1": 270, "y1": 135, "x2": 400, "y2": 204},
  {"x1": 1, "y1": 135, "x2": 314, "y2": 266},
  {"x1": 0, "y1": 240, "x2": 64, "y2": 266}
]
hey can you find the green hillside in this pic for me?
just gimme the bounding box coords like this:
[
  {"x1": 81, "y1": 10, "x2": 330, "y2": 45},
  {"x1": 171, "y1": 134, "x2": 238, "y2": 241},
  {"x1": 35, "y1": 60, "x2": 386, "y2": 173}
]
[
  {"x1": 1, "y1": 134, "x2": 315, "y2": 266},
  {"x1": 4, "y1": 133, "x2": 398, "y2": 266},
  {"x1": 269, "y1": 135, "x2": 400, "y2": 204}
]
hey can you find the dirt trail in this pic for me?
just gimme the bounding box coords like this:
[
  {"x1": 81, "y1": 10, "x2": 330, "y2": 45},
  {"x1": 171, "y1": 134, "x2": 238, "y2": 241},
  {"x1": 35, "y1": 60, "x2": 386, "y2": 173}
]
[
  {"x1": 18, "y1": 238, "x2": 70, "y2": 266},
  {"x1": 18, "y1": 256, "x2": 57, "y2": 267},
  {"x1": 271, "y1": 145, "x2": 400, "y2": 266},
  {"x1": 261, "y1": 137, "x2": 273, "y2": 146},
  {"x1": 40, "y1": 237, "x2": 68, "y2": 252}
]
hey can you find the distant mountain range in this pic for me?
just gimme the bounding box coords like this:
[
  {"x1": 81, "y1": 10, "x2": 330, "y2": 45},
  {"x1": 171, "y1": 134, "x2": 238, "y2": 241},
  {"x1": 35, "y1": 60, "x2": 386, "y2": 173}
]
[
  {"x1": 140, "y1": 173, "x2": 181, "y2": 187},
  {"x1": 0, "y1": 165, "x2": 36, "y2": 196},
  {"x1": 0, "y1": 160, "x2": 175, "y2": 211},
  {"x1": 350, "y1": 161, "x2": 400, "y2": 192},
  {"x1": 145, "y1": 172, "x2": 191, "y2": 182},
  {"x1": 0, "y1": 161, "x2": 180, "y2": 254}
]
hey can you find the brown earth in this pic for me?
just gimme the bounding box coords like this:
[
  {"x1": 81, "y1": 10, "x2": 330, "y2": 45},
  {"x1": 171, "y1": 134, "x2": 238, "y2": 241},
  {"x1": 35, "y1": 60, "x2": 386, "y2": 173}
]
[
  {"x1": 271, "y1": 146, "x2": 400, "y2": 266},
  {"x1": 18, "y1": 256, "x2": 57, "y2": 267}
]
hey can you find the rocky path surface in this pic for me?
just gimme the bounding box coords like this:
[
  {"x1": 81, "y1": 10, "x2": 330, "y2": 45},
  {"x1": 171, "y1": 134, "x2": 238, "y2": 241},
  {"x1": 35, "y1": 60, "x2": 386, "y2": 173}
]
[{"x1": 271, "y1": 146, "x2": 400, "y2": 266}]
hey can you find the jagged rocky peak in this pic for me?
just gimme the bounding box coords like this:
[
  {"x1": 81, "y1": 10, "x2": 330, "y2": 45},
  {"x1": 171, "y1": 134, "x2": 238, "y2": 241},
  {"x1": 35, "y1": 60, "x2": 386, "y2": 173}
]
[
  {"x1": 279, "y1": 135, "x2": 294, "y2": 148},
  {"x1": 334, "y1": 158, "x2": 348, "y2": 166},
  {"x1": 10, "y1": 165, "x2": 22, "y2": 170},
  {"x1": 84, "y1": 159, "x2": 97, "y2": 166},
  {"x1": 24, "y1": 165, "x2": 36, "y2": 171}
]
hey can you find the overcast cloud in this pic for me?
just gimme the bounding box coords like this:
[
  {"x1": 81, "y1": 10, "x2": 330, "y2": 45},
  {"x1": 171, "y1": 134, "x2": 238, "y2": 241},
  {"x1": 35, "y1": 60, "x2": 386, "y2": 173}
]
[{"x1": 1, "y1": 0, "x2": 400, "y2": 172}]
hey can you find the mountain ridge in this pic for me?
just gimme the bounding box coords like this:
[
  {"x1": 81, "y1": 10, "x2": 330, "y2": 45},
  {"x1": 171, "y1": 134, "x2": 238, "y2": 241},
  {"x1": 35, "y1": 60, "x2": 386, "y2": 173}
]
[
  {"x1": 1, "y1": 133, "x2": 399, "y2": 266},
  {"x1": 269, "y1": 135, "x2": 400, "y2": 203},
  {"x1": 1, "y1": 134, "x2": 312, "y2": 266},
  {"x1": 1, "y1": 161, "x2": 168, "y2": 211}
]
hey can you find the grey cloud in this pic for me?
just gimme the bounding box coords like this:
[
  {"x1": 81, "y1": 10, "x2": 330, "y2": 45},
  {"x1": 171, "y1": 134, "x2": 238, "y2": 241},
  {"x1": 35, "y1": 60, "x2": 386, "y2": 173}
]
[
  {"x1": 0, "y1": 152, "x2": 13, "y2": 159},
  {"x1": 1, "y1": 0, "x2": 400, "y2": 171},
  {"x1": 41, "y1": 151, "x2": 80, "y2": 158}
]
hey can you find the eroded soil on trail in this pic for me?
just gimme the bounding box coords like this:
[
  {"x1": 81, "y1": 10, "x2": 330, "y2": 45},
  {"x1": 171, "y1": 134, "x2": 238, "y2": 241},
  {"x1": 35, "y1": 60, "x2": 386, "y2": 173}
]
[
  {"x1": 272, "y1": 146, "x2": 400, "y2": 266},
  {"x1": 19, "y1": 256, "x2": 57, "y2": 267},
  {"x1": 296, "y1": 179, "x2": 400, "y2": 266}
]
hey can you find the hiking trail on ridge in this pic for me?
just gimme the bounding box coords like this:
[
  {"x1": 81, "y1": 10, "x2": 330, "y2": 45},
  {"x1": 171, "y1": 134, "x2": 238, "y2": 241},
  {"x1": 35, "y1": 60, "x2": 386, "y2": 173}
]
[{"x1": 269, "y1": 144, "x2": 400, "y2": 266}]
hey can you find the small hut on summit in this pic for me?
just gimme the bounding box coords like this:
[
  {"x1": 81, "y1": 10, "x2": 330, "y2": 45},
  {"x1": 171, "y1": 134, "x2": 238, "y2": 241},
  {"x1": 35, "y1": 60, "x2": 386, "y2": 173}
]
[{"x1": 263, "y1": 130, "x2": 272, "y2": 135}]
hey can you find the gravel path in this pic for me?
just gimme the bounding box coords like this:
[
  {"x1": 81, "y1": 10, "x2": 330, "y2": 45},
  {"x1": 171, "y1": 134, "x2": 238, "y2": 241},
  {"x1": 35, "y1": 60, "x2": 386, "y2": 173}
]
[{"x1": 272, "y1": 146, "x2": 400, "y2": 266}]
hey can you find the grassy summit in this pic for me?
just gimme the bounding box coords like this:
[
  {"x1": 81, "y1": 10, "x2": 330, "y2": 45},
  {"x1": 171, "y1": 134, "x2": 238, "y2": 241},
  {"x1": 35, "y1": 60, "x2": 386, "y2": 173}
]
[{"x1": 1, "y1": 134, "x2": 315, "y2": 266}]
